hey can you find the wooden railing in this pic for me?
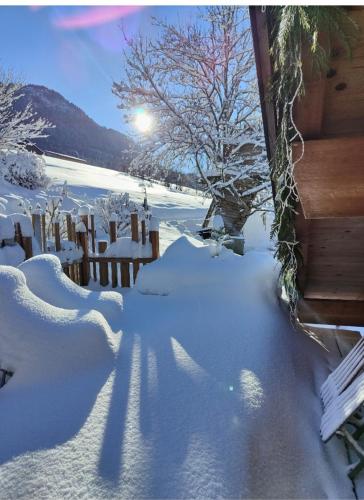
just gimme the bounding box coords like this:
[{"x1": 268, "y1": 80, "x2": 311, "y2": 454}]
[{"x1": 1, "y1": 207, "x2": 160, "y2": 288}]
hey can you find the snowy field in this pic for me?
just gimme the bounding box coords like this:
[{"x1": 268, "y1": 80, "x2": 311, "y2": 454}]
[
  {"x1": 0, "y1": 158, "x2": 357, "y2": 498},
  {"x1": 45, "y1": 155, "x2": 210, "y2": 254}
]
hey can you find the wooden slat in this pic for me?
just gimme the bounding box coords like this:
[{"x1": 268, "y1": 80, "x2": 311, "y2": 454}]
[
  {"x1": 298, "y1": 298, "x2": 364, "y2": 326},
  {"x1": 321, "y1": 9, "x2": 364, "y2": 137},
  {"x1": 293, "y1": 136, "x2": 364, "y2": 218},
  {"x1": 294, "y1": 77, "x2": 326, "y2": 139},
  {"x1": 301, "y1": 217, "x2": 364, "y2": 301}
]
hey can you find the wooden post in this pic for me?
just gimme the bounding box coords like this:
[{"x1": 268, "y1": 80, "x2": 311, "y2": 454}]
[
  {"x1": 78, "y1": 208, "x2": 90, "y2": 285},
  {"x1": 72, "y1": 220, "x2": 76, "y2": 242},
  {"x1": 131, "y1": 212, "x2": 139, "y2": 242},
  {"x1": 54, "y1": 220, "x2": 61, "y2": 252},
  {"x1": 98, "y1": 240, "x2": 109, "y2": 287},
  {"x1": 66, "y1": 213, "x2": 73, "y2": 241},
  {"x1": 77, "y1": 222, "x2": 89, "y2": 286},
  {"x1": 90, "y1": 212, "x2": 97, "y2": 281},
  {"x1": 72, "y1": 219, "x2": 79, "y2": 283},
  {"x1": 14, "y1": 222, "x2": 22, "y2": 246},
  {"x1": 41, "y1": 213, "x2": 46, "y2": 252},
  {"x1": 149, "y1": 216, "x2": 160, "y2": 259},
  {"x1": 109, "y1": 218, "x2": 117, "y2": 288},
  {"x1": 121, "y1": 261, "x2": 130, "y2": 288},
  {"x1": 66, "y1": 213, "x2": 75, "y2": 281},
  {"x1": 131, "y1": 212, "x2": 140, "y2": 282},
  {"x1": 141, "y1": 219, "x2": 146, "y2": 245},
  {"x1": 22, "y1": 236, "x2": 33, "y2": 260},
  {"x1": 32, "y1": 212, "x2": 42, "y2": 248}
]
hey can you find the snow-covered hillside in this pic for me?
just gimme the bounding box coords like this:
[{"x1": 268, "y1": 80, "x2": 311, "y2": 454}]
[
  {"x1": 0, "y1": 155, "x2": 273, "y2": 254},
  {"x1": 45, "y1": 155, "x2": 209, "y2": 253}
]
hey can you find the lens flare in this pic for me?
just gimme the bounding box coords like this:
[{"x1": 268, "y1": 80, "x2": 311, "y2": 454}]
[
  {"x1": 53, "y1": 6, "x2": 144, "y2": 30},
  {"x1": 134, "y1": 109, "x2": 153, "y2": 133}
]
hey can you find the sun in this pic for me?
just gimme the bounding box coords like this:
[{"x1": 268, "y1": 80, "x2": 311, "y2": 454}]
[{"x1": 134, "y1": 109, "x2": 153, "y2": 133}]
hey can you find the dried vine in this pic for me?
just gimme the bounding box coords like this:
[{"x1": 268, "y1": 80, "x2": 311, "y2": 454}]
[{"x1": 268, "y1": 6, "x2": 359, "y2": 314}]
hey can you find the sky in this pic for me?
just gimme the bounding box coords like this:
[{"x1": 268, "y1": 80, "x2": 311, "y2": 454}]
[{"x1": 0, "y1": 6, "x2": 199, "y2": 135}]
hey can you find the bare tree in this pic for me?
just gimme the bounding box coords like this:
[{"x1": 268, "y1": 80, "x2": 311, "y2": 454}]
[
  {"x1": 113, "y1": 6, "x2": 270, "y2": 249},
  {"x1": 0, "y1": 69, "x2": 51, "y2": 151}
]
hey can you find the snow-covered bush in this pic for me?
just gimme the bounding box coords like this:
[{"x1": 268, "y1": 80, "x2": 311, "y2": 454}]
[
  {"x1": 94, "y1": 192, "x2": 139, "y2": 235},
  {"x1": 0, "y1": 151, "x2": 49, "y2": 190}
]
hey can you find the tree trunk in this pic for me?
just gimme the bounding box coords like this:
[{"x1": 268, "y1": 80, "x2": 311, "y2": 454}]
[{"x1": 217, "y1": 188, "x2": 256, "y2": 256}]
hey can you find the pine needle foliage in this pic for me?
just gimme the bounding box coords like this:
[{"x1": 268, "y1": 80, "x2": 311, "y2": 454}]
[{"x1": 268, "y1": 6, "x2": 359, "y2": 313}]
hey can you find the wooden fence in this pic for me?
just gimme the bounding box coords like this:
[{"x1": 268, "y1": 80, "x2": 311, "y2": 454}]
[{"x1": 3, "y1": 208, "x2": 159, "y2": 288}]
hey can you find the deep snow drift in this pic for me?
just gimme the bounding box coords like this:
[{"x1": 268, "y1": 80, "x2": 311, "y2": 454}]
[
  {"x1": 0, "y1": 237, "x2": 354, "y2": 499},
  {"x1": 19, "y1": 254, "x2": 123, "y2": 328}
]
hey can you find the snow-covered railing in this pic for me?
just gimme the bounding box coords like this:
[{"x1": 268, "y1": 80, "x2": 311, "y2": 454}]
[
  {"x1": 0, "y1": 206, "x2": 160, "y2": 288},
  {"x1": 88, "y1": 212, "x2": 159, "y2": 288}
]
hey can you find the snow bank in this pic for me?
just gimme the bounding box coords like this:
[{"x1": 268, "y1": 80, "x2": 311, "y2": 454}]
[
  {"x1": 0, "y1": 243, "x2": 25, "y2": 266},
  {"x1": 51, "y1": 239, "x2": 83, "y2": 264},
  {"x1": 9, "y1": 213, "x2": 33, "y2": 237},
  {"x1": 104, "y1": 236, "x2": 152, "y2": 259},
  {"x1": 137, "y1": 235, "x2": 237, "y2": 295},
  {"x1": 19, "y1": 254, "x2": 123, "y2": 326},
  {"x1": 0, "y1": 214, "x2": 14, "y2": 240},
  {"x1": 0, "y1": 265, "x2": 114, "y2": 386}
]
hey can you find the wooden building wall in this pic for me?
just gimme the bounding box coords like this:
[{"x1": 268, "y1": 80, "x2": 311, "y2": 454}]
[{"x1": 251, "y1": 6, "x2": 364, "y2": 326}]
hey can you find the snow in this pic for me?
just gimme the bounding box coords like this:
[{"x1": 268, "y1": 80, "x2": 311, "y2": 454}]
[
  {"x1": 137, "y1": 236, "x2": 215, "y2": 295},
  {"x1": 43, "y1": 155, "x2": 208, "y2": 254},
  {"x1": 75, "y1": 221, "x2": 87, "y2": 233},
  {"x1": 104, "y1": 237, "x2": 152, "y2": 259},
  {"x1": 9, "y1": 212, "x2": 33, "y2": 237},
  {"x1": 0, "y1": 243, "x2": 25, "y2": 266},
  {"x1": 51, "y1": 239, "x2": 83, "y2": 264},
  {"x1": 0, "y1": 156, "x2": 356, "y2": 498},
  {"x1": 19, "y1": 254, "x2": 123, "y2": 328},
  {"x1": 0, "y1": 213, "x2": 15, "y2": 240},
  {"x1": 0, "y1": 265, "x2": 115, "y2": 383},
  {"x1": 0, "y1": 236, "x2": 355, "y2": 498}
]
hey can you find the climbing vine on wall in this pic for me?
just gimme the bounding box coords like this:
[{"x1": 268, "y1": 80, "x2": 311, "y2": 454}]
[{"x1": 268, "y1": 6, "x2": 358, "y2": 314}]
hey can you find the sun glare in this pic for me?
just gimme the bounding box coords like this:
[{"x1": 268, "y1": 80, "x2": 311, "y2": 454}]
[{"x1": 134, "y1": 109, "x2": 153, "y2": 133}]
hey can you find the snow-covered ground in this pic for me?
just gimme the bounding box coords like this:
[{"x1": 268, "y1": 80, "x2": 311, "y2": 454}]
[
  {"x1": 0, "y1": 239, "x2": 354, "y2": 499},
  {"x1": 44, "y1": 155, "x2": 210, "y2": 254},
  {"x1": 0, "y1": 157, "x2": 356, "y2": 498}
]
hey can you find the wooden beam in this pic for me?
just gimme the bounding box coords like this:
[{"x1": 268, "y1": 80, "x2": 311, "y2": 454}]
[
  {"x1": 298, "y1": 298, "x2": 364, "y2": 326},
  {"x1": 293, "y1": 136, "x2": 364, "y2": 218},
  {"x1": 249, "y1": 7, "x2": 276, "y2": 166}
]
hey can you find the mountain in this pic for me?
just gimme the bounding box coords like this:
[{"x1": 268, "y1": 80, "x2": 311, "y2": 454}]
[{"x1": 14, "y1": 84, "x2": 133, "y2": 170}]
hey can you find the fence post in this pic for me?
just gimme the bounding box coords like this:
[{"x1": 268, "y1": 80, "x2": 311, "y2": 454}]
[
  {"x1": 22, "y1": 236, "x2": 33, "y2": 260},
  {"x1": 32, "y1": 209, "x2": 42, "y2": 249},
  {"x1": 15, "y1": 221, "x2": 33, "y2": 260},
  {"x1": 141, "y1": 218, "x2": 146, "y2": 245},
  {"x1": 98, "y1": 240, "x2": 109, "y2": 287},
  {"x1": 66, "y1": 213, "x2": 73, "y2": 241},
  {"x1": 149, "y1": 216, "x2": 160, "y2": 259},
  {"x1": 77, "y1": 221, "x2": 89, "y2": 286},
  {"x1": 131, "y1": 212, "x2": 140, "y2": 282},
  {"x1": 121, "y1": 261, "x2": 130, "y2": 288},
  {"x1": 54, "y1": 218, "x2": 61, "y2": 252},
  {"x1": 78, "y1": 208, "x2": 90, "y2": 285},
  {"x1": 41, "y1": 213, "x2": 46, "y2": 252},
  {"x1": 131, "y1": 212, "x2": 139, "y2": 242},
  {"x1": 66, "y1": 212, "x2": 75, "y2": 281},
  {"x1": 109, "y1": 214, "x2": 118, "y2": 288},
  {"x1": 90, "y1": 209, "x2": 97, "y2": 281}
]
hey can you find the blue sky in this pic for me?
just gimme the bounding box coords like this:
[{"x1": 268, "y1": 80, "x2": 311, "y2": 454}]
[{"x1": 0, "y1": 6, "x2": 199, "y2": 134}]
